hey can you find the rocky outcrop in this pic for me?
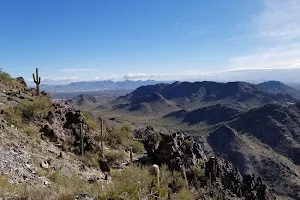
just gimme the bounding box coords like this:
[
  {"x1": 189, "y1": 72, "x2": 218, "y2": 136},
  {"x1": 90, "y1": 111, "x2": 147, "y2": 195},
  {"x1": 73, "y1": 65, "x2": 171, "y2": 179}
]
[
  {"x1": 39, "y1": 103, "x2": 100, "y2": 155},
  {"x1": 138, "y1": 126, "x2": 275, "y2": 200},
  {"x1": 16, "y1": 77, "x2": 27, "y2": 87}
]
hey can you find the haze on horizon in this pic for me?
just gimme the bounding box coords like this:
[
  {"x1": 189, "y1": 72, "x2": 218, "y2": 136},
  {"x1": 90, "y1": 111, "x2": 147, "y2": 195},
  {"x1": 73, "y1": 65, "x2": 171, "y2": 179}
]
[{"x1": 1, "y1": 0, "x2": 300, "y2": 85}]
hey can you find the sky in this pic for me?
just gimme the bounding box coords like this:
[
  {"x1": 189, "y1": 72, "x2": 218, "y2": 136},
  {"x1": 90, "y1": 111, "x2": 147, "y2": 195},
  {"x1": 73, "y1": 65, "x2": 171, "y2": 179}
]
[{"x1": 1, "y1": 0, "x2": 300, "y2": 85}]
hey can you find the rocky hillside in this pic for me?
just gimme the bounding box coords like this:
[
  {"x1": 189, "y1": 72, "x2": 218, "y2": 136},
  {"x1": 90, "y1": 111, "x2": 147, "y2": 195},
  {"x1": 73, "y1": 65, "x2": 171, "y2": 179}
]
[
  {"x1": 0, "y1": 71, "x2": 279, "y2": 199},
  {"x1": 258, "y1": 81, "x2": 300, "y2": 99},
  {"x1": 206, "y1": 103, "x2": 300, "y2": 199},
  {"x1": 134, "y1": 126, "x2": 275, "y2": 200}
]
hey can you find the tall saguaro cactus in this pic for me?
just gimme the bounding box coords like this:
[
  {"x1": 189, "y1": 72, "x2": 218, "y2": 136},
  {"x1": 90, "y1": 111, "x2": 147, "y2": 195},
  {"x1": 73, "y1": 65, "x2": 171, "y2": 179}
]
[
  {"x1": 80, "y1": 123, "x2": 84, "y2": 156},
  {"x1": 32, "y1": 68, "x2": 41, "y2": 96},
  {"x1": 100, "y1": 117, "x2": 104, "y2": 158}
]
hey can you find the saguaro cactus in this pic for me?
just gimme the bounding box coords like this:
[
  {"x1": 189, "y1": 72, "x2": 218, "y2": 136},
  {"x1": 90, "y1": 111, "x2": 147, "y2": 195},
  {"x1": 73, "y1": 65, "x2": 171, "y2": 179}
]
[
  {"x1": 181, "y1": 164, "x2": 189, "y2": 188},
  {"x1": 80, "y1": 123, "x2": 84, "y2": 156},
  {"x1": 129, "y1": 147, "x2": 133, "y2": 163},
  {"x1": 100, "y1": 117, "x2": 104, "y2": 158},
  {"x1": 32, "y1": 68, "x2": 41, "y2": 96},
  {"x1": 149, "y1": 164, "x2": 160, "y2": 187}
]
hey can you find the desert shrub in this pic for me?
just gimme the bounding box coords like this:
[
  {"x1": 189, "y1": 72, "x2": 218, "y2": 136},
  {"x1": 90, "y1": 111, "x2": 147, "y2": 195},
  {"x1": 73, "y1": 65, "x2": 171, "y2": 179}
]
[
  {"x1": 191, "y1": 162, "x2": 205, "y2": 178},
  {"x1": 126, "y1": 140, "x2": 144, "y2": 153},
  {"x1": 20, "y1": 97, "x2": 52, "y2": 120},
  {"x1": 4, "y1": 106, "x2": 22, "y2": 127},
  {"x1": 104, "y1": 150, "x2": 126, "y2": 164},
  {"x1": 105, "y1": 125, "x2": 144, "y2": 153},
  {"x1": 82, "y1": 111, "x2": 98, "y2": 130},
  {"x1": 4, "y1": 97, "x2": 52, "y2": 127},
  {"x1": 158, "y1": 164, "x2": 187, "y2": 195},
  {"x1": 20, "y1": 125, "x2": 39, "y2": 137},
  {"x1": 98, "y1": 164, "x2": 192, "y2": 199},
  {"x1": 172, "y1": 188, "x2": 196, "y2": 200},
  {"x1": 98, "y1": 165, "x2": 152, "y2": 200},
  {"x1": 80, "y1": 152, "x2": 100, "y2": 168},
  {"x1": 0, "y1": 71, "x2": 22, "y2": 87}
]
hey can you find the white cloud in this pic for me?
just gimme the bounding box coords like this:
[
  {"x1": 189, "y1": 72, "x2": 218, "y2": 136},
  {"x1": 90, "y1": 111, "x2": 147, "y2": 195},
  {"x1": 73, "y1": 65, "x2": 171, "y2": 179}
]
[
  {"x1": 229, "y1": 0, "x2": 300, "y2": 70},
  {"x1": 27, "y1": 76, "x2": 79, "y2": 85},
  {"x1": 60, "y1": 68, "x2": 99, "y2": 72},
  {"x1": 123, "y1": 73, "x2": 161, "y2": 80},
  {"x1": 257, "y1": 0, "x2": 300, "y2": 40}
]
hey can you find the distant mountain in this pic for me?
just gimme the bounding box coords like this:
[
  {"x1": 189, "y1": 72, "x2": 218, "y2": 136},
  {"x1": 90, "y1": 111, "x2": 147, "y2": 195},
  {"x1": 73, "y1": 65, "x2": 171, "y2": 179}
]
[
  {"x1": 165, "y1": 104, "x2": 241, "y2": 125},
  {"x1": 41, "y1": 80, "x2": 163, "y2": 92},
  {"x1": 258, "y1": 80, "x2": 300, "y2": 99},
  {"x1": 114, "y1": 81, "x2": 297, "y2": 116},
  {"x1": 69, "y1": 94, "x2": 97, "y2": 105}
]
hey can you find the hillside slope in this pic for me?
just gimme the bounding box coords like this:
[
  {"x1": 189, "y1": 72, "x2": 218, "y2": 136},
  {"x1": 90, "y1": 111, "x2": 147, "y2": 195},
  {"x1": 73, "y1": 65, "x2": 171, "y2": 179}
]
[
  {"x1": 206, "y1": 103, "x2": 300, "y2": 199},
  {"x1": 258, "y1": 81, "x2": 300, "y2": 99}
]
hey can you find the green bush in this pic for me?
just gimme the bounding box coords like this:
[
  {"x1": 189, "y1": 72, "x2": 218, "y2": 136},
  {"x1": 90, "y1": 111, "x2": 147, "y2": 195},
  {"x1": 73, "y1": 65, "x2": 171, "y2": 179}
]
[
  {"x1": 127, "y1": 140, "x2": 144, "y2": 153},
  {"x1": 20, "y1": 97, "x2": 52, "y2": 120},
  {"x1": 20, "y1": 126, "x2": 39, "y2": 137},
  {"x1": 0, "y1": 71, "x2": 22, "y2": 87},
  {"x1": 82, "y1": 111, "x2": 98, "y2": 131},
  {"x1": 4, "y1": 97, "x2": 52, "y2": 127},
  {"x1": 80, "y1": 152, "x2": 100, "y2": 168},
  {"x1": 104, "y1": 150, "x2": 126, "y2": 164},
  {"x1": 4, "y1": 106, "x2": 22, "y2": 127}
]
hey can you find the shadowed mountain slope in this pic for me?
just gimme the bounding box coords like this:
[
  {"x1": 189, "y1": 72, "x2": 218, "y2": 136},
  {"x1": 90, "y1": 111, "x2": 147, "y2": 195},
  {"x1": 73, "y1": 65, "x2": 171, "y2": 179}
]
[
  {"x1": 113, "y1": 81, "x2": 297, "y2": 117},
  {"x1": 258, "y1": 81, "x2": 300, "y2": 99}
]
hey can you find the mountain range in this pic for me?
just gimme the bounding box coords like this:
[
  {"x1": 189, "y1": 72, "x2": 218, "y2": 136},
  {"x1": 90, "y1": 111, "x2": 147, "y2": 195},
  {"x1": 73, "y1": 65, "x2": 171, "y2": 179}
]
[
  {"x1": 40, "y1": 80, "x2": 163, "y2": 92},
  {"x1": 112, "y1": 81, "x2": 297, "y2": 116},
  {"x1": 80, "y1": 80, "x2": 300, "y2": 199}
]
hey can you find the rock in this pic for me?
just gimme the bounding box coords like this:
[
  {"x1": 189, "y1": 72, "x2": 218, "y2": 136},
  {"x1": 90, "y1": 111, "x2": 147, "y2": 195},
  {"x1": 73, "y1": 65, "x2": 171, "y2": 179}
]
[
  {"x1": 16, "y1": 77, "x2": 27, "y2": 87},
  {"x1": 139, "y1": 126, "x2": 275, "y2": 200},
  {"x1": 40, "y1": 161, "x2": 49, "y2": 169},
  {"x1": 58, "y1": 152, "x2": 63, "y2": 158},
  {"x1": 40, "y1": 125, "x2": 58, "y2": 142},
  {"x1": 88, "y1": 176, "x2": 100, "y2": 184},
  {"x1": 74, "y1": 193, "x2": 95, "y2": 200},
  {"x1": 142, "y1": 128, "x2": 207, "y2": 171},
  {"x1": 98, "y1": 158, "x2": 110, "y2": 174},
  {"x1": 44, "y1": 180, "x2": 49, "y2": 185}
]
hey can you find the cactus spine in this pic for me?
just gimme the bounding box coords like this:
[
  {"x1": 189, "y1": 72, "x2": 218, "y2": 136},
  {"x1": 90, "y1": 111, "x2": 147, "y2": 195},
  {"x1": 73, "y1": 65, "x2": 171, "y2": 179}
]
[
  {"x1": 129, "y1": 147, "x2": 133, "y2": 163},
  {"x1": 32, "y1": 68, "x2": 41, "y2": 96},
  {"x1": 80, "y1": 123, "x2": 84, "y2": 156},
  {"x1": 100, "y1": 117, "x2": 104, "y2": 158}
]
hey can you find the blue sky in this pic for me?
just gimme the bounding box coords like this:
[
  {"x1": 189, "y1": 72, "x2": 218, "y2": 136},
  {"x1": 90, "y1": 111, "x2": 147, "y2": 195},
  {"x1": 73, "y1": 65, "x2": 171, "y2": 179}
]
[{"x1": 1, "y1": 0, "x2": 300, "y2": 84}]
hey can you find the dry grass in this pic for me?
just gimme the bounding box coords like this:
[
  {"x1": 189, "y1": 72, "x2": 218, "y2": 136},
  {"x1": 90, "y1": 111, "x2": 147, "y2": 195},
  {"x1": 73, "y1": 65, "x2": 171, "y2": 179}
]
[
  {"x1": 82, "y1": 111, "x2": 98, "y2": 131},
  {"x1": 98, "y1": 164, "x2": 192, "y2": 200},
  {"x1": 0, "y1": 71, "x2": 22, "y2": 87},
  {"x1": 4, "y1": 96, "x2": 52, "y2": 128},
  {"x1": 0, "y1": 163, "x2": 198, "y2": 200}
]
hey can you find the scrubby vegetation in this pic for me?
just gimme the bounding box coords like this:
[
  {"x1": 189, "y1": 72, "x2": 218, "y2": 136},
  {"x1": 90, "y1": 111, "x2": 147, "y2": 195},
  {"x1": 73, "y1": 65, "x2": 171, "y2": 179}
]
[
  {"x1": 4, "y1": 96, "x2": 52, "y2": 127},
  {"x1": 104, "y1": 149, "x2": 126, "y2": 164},
  {"x1": 0, "y1": 163, "x2": 200, "y2": 200},
  {"x1": 105, "y1": 125, "x2": 144, "y2": 153},
  {"x1": 82, "y1": 111, "x2": 98, "y2": 130},
  {"x1": 98, "y1": 164, "x2": 194, "y2": 200},
  {"x1": 0, "y1": 71, "x2": 22, "y2": 87}
]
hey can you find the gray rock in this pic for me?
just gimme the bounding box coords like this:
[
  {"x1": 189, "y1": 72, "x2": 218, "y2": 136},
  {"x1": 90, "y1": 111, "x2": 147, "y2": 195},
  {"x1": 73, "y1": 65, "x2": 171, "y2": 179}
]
[{"x1": 40, "y1": 161, "x2": 49, "y2": 169}]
